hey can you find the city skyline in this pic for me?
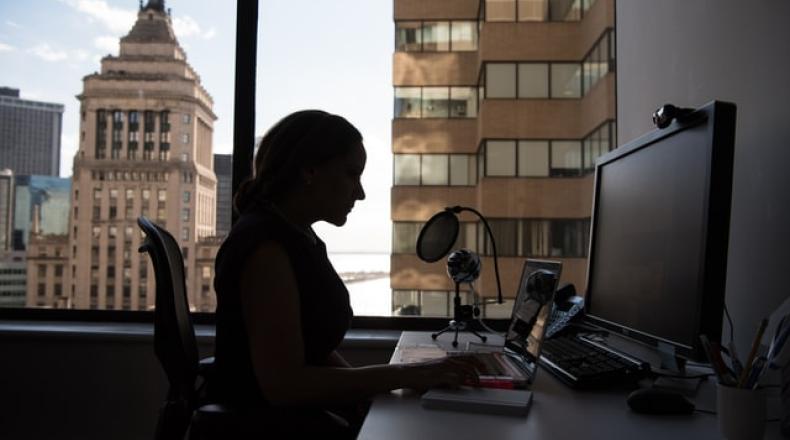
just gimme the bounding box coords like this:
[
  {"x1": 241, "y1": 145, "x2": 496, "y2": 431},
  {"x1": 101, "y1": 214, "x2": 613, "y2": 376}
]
[{"x1": 0, "y1": 0, "x2": 395, "y2": 253}]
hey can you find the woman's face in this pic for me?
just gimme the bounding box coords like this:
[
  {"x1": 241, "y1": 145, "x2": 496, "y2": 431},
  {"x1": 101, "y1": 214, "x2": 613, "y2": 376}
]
[{"x1": 306, "y1": 142, "x2": 366, "y2": 226}]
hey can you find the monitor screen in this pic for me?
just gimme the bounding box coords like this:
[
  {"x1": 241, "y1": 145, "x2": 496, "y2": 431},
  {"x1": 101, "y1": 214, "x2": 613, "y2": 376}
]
[{"x1": 585, "y1": 101, "x2": 736, "y2": 360}]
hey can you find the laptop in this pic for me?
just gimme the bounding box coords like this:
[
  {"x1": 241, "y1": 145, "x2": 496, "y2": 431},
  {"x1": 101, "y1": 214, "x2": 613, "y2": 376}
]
[
  {"x1": 421, "y1": 259, "x2": 562, "y2": 414},
  {"x1": 459, "y1": 258, "x2": 562, "y2": 388}
]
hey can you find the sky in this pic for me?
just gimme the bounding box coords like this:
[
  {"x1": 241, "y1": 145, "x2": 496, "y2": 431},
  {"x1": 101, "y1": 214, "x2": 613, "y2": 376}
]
[{"x1": 0, "y1": 0, "x2": 394, "y2": 253}]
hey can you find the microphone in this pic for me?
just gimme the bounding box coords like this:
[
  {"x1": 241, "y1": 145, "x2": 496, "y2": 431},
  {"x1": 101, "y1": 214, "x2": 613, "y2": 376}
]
[
  {"x1": 416, "y1": 205, "x2": 503, "y2": 304},
  {"x1": 446, "y1": 249, "x2": 481, "y2": 284}
]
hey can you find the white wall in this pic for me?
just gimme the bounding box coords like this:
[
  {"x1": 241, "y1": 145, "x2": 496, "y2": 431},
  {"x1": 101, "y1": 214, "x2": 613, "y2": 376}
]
[{"x1": 616, "y1": 0, "x2": 790, "y2": 354}]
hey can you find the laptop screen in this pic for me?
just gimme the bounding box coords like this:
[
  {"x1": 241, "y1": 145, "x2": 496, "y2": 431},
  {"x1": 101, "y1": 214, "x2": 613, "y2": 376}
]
[{"x1": 504, "y1": 259, "x2": 562, "y2": 371}]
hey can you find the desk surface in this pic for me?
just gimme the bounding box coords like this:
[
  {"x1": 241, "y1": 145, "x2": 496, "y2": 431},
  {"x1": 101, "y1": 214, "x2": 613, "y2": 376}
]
[{"x1": 358, "y1": 331, "x2": 783, "y2": 440}]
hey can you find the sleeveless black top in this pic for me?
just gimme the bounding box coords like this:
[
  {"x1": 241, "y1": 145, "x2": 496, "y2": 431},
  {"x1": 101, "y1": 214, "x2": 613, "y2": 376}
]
[{"x1": 208, "y1": 201, "x2": 352, "y2": 405}]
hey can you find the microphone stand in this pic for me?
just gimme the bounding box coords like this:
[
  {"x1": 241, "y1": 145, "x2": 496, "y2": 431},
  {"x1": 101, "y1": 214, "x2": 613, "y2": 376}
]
[
  {"x1": 431, "y1": 281, "x2": 488, "y2": 348},
  {"x1": 424, "y1": 205, "x2": 504, "y2": 347}
]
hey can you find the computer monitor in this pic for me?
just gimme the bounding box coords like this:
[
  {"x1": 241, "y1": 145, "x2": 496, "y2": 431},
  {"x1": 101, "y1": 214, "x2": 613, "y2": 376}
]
[{"x1": 585, "y1": 101, "x2": 736, "y2": 363}]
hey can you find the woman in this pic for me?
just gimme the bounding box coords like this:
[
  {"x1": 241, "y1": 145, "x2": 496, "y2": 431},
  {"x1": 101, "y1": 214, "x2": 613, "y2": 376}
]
[{"x1": 209, "y1": 110, "x2": 479, "y2": 437}]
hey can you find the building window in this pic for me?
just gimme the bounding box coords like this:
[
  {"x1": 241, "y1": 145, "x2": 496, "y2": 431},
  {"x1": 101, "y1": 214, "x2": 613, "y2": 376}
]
[
  {"x1": 182, "y1": 208, "x2": 190, "y2": 221},
  {"x1": 182, "y1": 113, "x2": 191, "y2": 124},
  {"x1": 183, "y1": 191, "x2": 191, "y2": 203},
  {"x1": 395, "y1": 87, "x2": 477, "y2": 119},
  {"x1": 181, "y1": 227, "x2": 189, "y2": 241},
  {"x1": 158, "y1": 189, "x2": 167, "y2": 202},
  {"x1": 392, "y1": 222, "x2": 422, "y2": 254},
  {"x1": 518, "y1": 63, "x2": 549, "y2": 98},
  {"x1": 394, "y1": 87, "x2": 421, "y2": 118},
  {"x1": 181, "y1": 133, "x2": 190, "y2": 144},
  {"x1": 395, "y1": 21, "x2": 421, "y2": 51},
  {"x1": 484, "y1": 0, "x2": 588, "y2": 22},
  {"x1": 583, "y1": 29, "x2": 615, "y2": 95},
  {"x1": 518, "y1": 141, "x2": 550, "y2": 176},
  {"x1": 485, "y1": 141, "x2": 517, "y2": 176},
  {"x1": 420, "y1": 155, "x2": 449, "y2": 185},
  {"x1": 550, "y1": 141, "x2": 583, "y2": 176},
  {"x1": 393, "y1": 154, "x2": 421, "y2": 185},
  {"x1": 550, "y1": 63, "x2": 582, "y2": 98},
  {"x1": 422, "y1": 21, "x2": 450, "y2": 51},
  {"x1": 486, "y1": 64, "x2": 517, "y2": 98}
]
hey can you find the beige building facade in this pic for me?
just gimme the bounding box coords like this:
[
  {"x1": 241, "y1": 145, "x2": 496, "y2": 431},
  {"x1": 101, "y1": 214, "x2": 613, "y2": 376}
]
[
  {"x1": 26, "y1": 1, "x2": 219, "y2": 312},
  {"x1": 391, "y1": 0, "x2": 616, "y2": 317}
]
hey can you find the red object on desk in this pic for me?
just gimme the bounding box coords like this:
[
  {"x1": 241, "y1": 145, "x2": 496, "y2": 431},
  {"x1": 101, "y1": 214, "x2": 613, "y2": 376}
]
[{"x1": 467, "y1": 377, "x2": 516, "y2": 389}]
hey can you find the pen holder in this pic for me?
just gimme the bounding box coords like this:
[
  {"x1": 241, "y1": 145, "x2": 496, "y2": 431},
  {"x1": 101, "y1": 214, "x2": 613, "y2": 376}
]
[
  {"x1": 716, "y1": 383, "x2": 767, "y2": 440},
  {"x1": 783, "y1": 362, "x2": 789, "y2": 437}
]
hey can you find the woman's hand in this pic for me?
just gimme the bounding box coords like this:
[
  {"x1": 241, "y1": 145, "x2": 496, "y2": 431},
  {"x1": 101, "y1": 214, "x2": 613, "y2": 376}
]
[{"x1": 407, "y1": 355, "x2": 483, "y2": 391}]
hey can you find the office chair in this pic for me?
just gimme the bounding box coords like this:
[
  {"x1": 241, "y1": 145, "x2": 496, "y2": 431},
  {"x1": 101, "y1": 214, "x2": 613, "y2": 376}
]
[
  {"x1": 138, "y1": 217, "x2": 354, "y2": 439},
  {"x1": 137, "y1": 216, "x2": 216, "y2": 440}
]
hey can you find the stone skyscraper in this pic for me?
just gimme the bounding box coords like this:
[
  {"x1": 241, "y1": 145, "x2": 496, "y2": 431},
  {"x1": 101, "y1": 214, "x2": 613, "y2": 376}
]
[{"x1": 61, "y1": 0, "x2": 218, "y2": 310}]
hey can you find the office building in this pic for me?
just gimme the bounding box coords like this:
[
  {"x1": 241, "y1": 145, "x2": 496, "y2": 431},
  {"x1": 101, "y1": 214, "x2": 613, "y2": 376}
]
[
  {"x1": 213, "y1": 154, "x2": 232, "y2": 237},
  {"x1": 0, "y1": 169, "x2": 13, "y2": 251},
  {"x1": 0, "y1": 250, "x2": 26, "y2": 307},
  {"x1": 391, "y1": 0, "x2": 616, "y2": 316},
  {"x1": 12, "y1": 175, "x2": 71, "y2": 251},
  {"x1": 61, "y1": 0, "x2": 218, "y2": 310},
  {"x1": 0, "y1": 87, "x2": 64, "y2": 176}
]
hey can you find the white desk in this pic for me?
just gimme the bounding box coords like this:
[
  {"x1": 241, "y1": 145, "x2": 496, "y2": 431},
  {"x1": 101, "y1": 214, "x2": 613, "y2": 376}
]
[{"x1": 358, "y1": 331, "x2": 784, "y2": 440}]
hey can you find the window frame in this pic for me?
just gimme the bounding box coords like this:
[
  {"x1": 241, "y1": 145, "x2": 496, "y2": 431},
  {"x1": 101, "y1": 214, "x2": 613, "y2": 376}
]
[{"x1": 1, "y1": 0, "x2": 492, "y2": 331}]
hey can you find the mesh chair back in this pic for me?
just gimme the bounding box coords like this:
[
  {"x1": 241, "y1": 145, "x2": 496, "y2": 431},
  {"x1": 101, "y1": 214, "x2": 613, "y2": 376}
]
[{"x1": 138, "y1": 216, "x2": 199, "y2": 439}]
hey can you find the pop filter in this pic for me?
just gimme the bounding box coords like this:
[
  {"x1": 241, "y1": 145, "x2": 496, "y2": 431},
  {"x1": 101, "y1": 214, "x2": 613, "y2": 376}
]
[{"x1": 416, "y1": 209, "x2": 459, "y2": 263}]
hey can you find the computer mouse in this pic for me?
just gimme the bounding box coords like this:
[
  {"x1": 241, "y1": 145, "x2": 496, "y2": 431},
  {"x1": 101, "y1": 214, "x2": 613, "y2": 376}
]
[{"x1": 626, "y1": 388, "x2": 695, "y2": 415}]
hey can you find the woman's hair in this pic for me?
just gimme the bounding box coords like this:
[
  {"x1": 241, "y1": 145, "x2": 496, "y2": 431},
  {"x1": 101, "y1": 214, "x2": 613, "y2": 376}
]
[{"x1": 234, "y1": 110, "x2": 362, "y2": 213}]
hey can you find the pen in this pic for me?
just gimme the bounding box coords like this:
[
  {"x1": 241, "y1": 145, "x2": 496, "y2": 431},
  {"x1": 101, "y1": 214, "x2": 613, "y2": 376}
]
[
  {"x1": 737, "y1": 318, "x2": 769, "y2": 388},
  {"x1": 700, "y1": 335, "x2": 735, "y2": 385},
  {"x1": 746, "y1": 356, "x2": 766, "y2": 389}
]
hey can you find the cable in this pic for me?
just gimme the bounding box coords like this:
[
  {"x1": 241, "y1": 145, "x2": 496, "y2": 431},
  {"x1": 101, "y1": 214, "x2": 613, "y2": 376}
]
[
  {"x1": 723, "y1": 301, "x2": 735, "y2": 344},
  {"x1": 694, "y1": 408, "x2": 716, "y2": 415},
  {"x1": 651, "y1": 371, "x2": 715, "y2": 380}
]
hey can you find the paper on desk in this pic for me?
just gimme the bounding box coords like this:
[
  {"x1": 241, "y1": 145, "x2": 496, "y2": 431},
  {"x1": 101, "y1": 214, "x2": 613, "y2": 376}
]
[{"x1": 398, "y1": 346, "x2": 447, "y2": 364}]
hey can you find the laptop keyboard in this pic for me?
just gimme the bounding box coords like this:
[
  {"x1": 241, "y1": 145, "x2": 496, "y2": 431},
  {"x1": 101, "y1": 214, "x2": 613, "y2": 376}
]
[
  {"x1": 539, "y1": 335, "x2": 647, "y2": 388},
  {"x1": 470, "y1": 352, "x2": 508, "y2": 376}
]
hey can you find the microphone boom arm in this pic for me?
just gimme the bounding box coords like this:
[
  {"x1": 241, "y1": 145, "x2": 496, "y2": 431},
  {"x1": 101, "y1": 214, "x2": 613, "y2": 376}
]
[{"x1": 447, "y1": 205, "x2": 504, "y2": 304}]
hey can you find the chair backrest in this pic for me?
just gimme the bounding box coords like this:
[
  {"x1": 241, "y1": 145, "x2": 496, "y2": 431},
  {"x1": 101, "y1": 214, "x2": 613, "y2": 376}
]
[{"x1": 137, "y1": 216, "x2": 199, "y2": 438}]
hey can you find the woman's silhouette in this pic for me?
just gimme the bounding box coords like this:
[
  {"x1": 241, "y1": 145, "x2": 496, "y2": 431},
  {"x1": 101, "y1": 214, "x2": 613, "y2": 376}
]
[{"x1": 208, "y1": 110, "x2": 479, "y2": 437}]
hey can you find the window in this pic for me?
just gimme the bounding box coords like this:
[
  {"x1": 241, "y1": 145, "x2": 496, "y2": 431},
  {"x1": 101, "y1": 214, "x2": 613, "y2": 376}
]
[
  {"x1": 422, "y1": 21, "x2": 450, "y2": 51},
  {"x1": 518, "y1": 141, "x2": 550, "y2": 176},
  {"x1": 449, "y1": 155, "x2": 476, "y2": 186},
  {"x1": 518, "y1": 0, "x2": 549, "y2": 21},
  {"x1": 449, "y1": 87, "x2": 477, "y2": 117},
  {"x1": 518, "y1": 64, "x2": 549, "y2": 98},
  {"x1": 395, "y1": 21, "x2": 421, "y2": 51},
  {"x1": 486, "y1": 0, "x2": 517, "y2": 21},
  {"x1": 551, "y1": 63, "x2": 582, "y2": 98},
  {"x1": 183, "y1": 191, "x2": 191, "y2": 203},
  {"x1": 393, "y1": 155, "x2": 420, "y2": 185},
  {"x1": 395, "y1": 21, "x2": 477, "y2": 52},
  {"x1": 182, "y1": 208, "x2": 190, "y2": 221},
  {"x1": 394, "y1": 87, "x2": 421, "y2": 118},
  {"x1": 392, "y1": 223, "x2": 422, "y2": 254},
  {"x1": 395, "y1": 87, "x2": 477, "y2": 119},
  {"x1": 181, "y1": 133, "x2": 190, "y2": 144},
  {"x1": 486, "y1": 64, "x2": 517, "y2": 98},
  {"x1": 158, "y1": 189, "x2": 167, "y2": 202},
  {"x1": 486, "y1": 141, "x2": 517, "y2": 176},
  {"x1": 420, "y1": 155, "x2": 449, "y2": 185},
  {"x1": 182, "y1": 113, "x2": 191, "y2": 124},
  {"x1": 450, "y1": 22, "x2": 477, "y2": 51},
  {"x1": 550, "y1": 141, "x2": 582, "y2": 176},
  {"x1": 421, "y1": 87, "x2": 449, "y2": 118},
  {"x1": 181, "y1": 227, "x2": 189, "y2": 241}
]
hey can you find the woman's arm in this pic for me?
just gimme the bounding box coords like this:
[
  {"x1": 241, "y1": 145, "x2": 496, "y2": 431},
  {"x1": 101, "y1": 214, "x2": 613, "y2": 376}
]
[{"x1": 240, "y1": 241, "x2": 478, "y2": 406}]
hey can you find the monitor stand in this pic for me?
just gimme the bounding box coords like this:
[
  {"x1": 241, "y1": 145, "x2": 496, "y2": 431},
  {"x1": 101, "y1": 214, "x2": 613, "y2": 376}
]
[{"x1": 652, "y1": 341, "x2": 703, "y2": 394}]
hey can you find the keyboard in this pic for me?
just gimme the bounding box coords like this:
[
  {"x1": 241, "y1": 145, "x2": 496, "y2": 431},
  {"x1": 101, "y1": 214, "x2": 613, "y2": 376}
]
[{"x1": 539, "y1": 334, "x2": 647, "y2": 388}]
